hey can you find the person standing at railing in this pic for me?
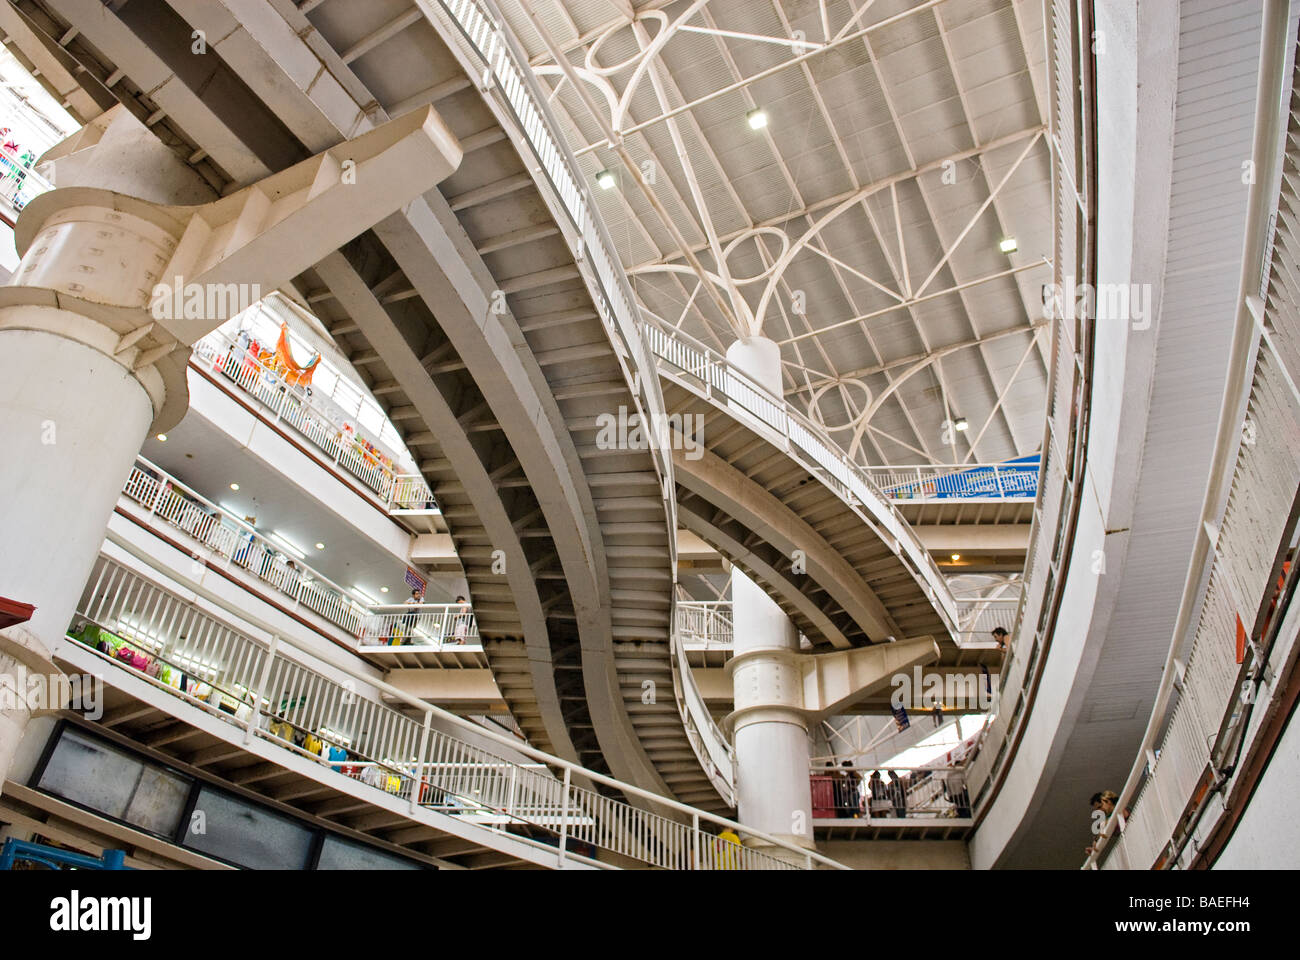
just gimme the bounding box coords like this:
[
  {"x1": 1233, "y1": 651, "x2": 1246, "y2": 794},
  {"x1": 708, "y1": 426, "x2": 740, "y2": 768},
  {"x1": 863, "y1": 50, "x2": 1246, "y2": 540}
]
[
  {"x1": 991, "y1": 626, "x2": 1009, "y2": 651},
  {"x1": 232, "y1": 515, "x2": 257, "y2": 568},
  {"x1": 942, "y1": 767, "x2": 971, "y2": 818},
  {"x1": 836, "y1": 761, "x2": 861, "y2": 818},
  {"x1": 398, "y1": 587, "x2": 423, "y2": 644},
  {"x1": 446, "y1": 595, "x2": 470, "y2": 644},
  {"x1": 888, "y1": 770, "x2": 908, "y2": 818},
  {"x1": 867, "y1": 770, "x2": 889, "y2": 818}
]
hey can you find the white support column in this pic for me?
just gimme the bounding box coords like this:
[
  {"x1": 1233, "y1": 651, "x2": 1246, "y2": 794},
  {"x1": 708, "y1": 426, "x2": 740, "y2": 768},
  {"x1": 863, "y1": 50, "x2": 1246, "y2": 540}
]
[
  {"x1": 723, "y1": 334, "x2": 814, "y2": 856},
  {"x1": 0, "y1": 105, "x2": 463, "y2": 793},
  {"x1": 730, "y1": 567, "x2": 815, "y2": 853}
]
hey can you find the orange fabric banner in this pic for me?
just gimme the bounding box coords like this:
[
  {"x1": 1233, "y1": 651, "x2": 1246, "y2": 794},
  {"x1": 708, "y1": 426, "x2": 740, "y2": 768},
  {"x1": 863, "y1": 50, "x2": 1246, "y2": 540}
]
[{"x1": 274, "y1": 323, "x2": 320, "y2": 386}]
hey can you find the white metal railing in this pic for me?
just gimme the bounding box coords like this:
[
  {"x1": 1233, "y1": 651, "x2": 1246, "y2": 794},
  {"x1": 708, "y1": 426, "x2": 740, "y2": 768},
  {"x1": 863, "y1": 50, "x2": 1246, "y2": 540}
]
[
  {"x1": 809, "y1": 766, "x2": 972, "y2": 820},
  {"x1": 669, "y1": 607, "x2": 736, "y2": 807},
  {"x1": 1087, "y1": 7, "x2": 1299, "y2": 871},
  {"x1": 190, "y1": 331, "x2": 436, "y2": 513},
  {"x1": 676, "y1": 601, "x2": 733, "y2": 648},
  {"x1": 954, "y1": 597, "x2": 1021, "y2": 639},
  {"x1": 961, "y1": 0, "x2": 1096, "y2": 813},
  {"x1": 0, "y1": 147, "x2": 52, "y2": 212},
  {"x1": 68, "y1": 558, "x2": 846, "y2": 869},
  {"x1": 357, "y1": 604, "x2": 478, "y2": 647},
  {"x1": 122, "y1": 457, "x2": 368, "y2": 636},
  {"x1": 863, "y1": 462, "x2": 1039, "y2": 501},
  {"x1": 120, "y1": 457, "x2": 478, "y2": 650},
  {"x1": 420, "y1": 0, "x2": 678, "y2": 576},
  {"x1": 642, "y1": 314, "x2": 960, "y2": 639}
]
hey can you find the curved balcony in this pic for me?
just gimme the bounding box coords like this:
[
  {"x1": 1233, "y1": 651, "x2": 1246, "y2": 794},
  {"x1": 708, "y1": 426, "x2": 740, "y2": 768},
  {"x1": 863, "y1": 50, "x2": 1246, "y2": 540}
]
[
  {"x1": 190, "y1": 329, "x2": 437, "y2": 515},
  {"x1": 119, "y1": 457, "x2": 480, "y2": 667},
  {"x1": 63, "y1": 556, "x2": 846, "y2": 870},
  {"x1": 644, "y1": 314, "x2": 960, "y2": 647}
]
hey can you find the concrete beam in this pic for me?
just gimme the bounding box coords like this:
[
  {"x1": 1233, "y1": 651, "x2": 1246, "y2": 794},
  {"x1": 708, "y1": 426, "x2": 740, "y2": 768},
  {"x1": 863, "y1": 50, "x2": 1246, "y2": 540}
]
[
  {"x1": 385, "y1": 669, "x2": 504, "y2": 708},
  {"x1": 912, "y1": 524, "x2": 1032, "y2": 553},
  {"x1": 675, "y1": 445, "x2": 900, "y2": 644}
]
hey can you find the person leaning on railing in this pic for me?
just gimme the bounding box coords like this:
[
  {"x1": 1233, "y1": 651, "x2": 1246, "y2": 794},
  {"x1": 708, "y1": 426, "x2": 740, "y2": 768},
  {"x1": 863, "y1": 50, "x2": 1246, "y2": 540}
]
[
  {"x1": 444, "y1": 595, "x2": 470, "y2": 644},
  {"x1": 1084, "y1": 790, "x2": 1129, "y2": 857}
]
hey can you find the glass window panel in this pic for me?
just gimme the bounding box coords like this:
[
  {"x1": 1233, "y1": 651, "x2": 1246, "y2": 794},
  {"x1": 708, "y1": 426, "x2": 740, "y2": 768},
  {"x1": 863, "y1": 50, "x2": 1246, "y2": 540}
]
[
  {"x1": 36, "y1": 729, "x2": 190, "y2": 837},
  {"x1": 316, "y1": 835, "x2": 423, "y2": 870},
  {"x1": 183, "y1": 786, "x2": 314, "y2": 869},
  {"x1": 122, "y1": 765, "x2": 190, "y2": 836}
]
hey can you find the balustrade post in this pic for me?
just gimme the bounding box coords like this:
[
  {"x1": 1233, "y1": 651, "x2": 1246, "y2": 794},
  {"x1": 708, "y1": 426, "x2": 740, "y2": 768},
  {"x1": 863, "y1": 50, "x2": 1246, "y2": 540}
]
[
  {"x1": 411, "y1": 711, "x2": 433, "y2": 815},
  {"x1": 995, "y1": 465, "x2": 1006, "y2": 498},
  {"x1": 557, "y1": 767, "x2": 572, "y2": 868},
  {"x1": 245, "y1": 635, "x2": 279, "y2": 744},
  {"x1": 506, "y1": 765, "x2": 518, "y2": 820},
  {"x1": 691, "y1": 813, "x2": 699, "y2": 870},
  {"x1": 149, "y1": 478, "x2": 166, "y2": 514}
]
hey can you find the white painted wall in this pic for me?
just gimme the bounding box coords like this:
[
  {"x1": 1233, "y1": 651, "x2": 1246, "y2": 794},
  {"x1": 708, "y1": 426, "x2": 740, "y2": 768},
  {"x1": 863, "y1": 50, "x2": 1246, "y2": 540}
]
[{"x1": 1213, "y1": 708, "x2": 1300, "y2": 869}]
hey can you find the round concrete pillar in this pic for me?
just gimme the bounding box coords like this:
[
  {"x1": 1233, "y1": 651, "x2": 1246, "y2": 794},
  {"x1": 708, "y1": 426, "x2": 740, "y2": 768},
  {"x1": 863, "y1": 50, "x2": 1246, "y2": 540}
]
[
  {"x1": 721, "y1": 334, "x2": 815, "y2": 857},
  {"x1": 0, "y1": 193, "x2": 189, "y2": 793},
  {"x1": 730, "y1": 569, "x2": 814, "y2": 852},
  {"x1": 0, "y1": 323, "x2": 156, "y2": 643},
  {"x1": 725, "y1": 335, "x2": 783, "y2": 395}
]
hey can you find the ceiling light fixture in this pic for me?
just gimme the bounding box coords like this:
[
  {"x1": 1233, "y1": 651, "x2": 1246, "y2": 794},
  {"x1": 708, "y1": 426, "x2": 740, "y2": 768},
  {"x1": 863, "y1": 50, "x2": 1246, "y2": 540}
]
[
  {"x1": 746, "y1": 108, "x2": 768, "y2": 130},
  {"x1": 315, "y1": 542, "x2": 325, "y2": 550},
  {"x1": 954, "y1": 417, "x2": 969, "y2": 432},
  {"x1": 951, "y1": 554, "x2": 962, "y2": 562},
  {"x1": 229, "y1": 482, "x2": 240, "y2": 491},
  {"x1": 595, "y1": 169, "x2": 616, "y2": 190},
  {"x1": 999, "y1": 237, "x2": 1018, "y2": 254},
  {"x1": 156, "y1": 433, "x2": 167, "y2": 442},
  {"x1": 380, "y1": 587, "x2": 390, "y2": 593}
]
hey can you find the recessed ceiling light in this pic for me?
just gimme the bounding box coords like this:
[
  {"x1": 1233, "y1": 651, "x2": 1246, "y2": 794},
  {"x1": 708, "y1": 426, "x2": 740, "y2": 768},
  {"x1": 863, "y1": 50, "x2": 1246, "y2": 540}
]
[
  {"x1": 229, "y1": 482, "x2": 240, "y2": 491},
  {"x1": 315, "y1": 542, "x2": 325, "y2": 550},
  {"x1": 156, "y1": 433, "x2": 167, "y2": 442},
  {"x1": 380, "y1": 586, "x2": 389, "y2": 593},
  {"x1": 999, "y1": 237, "x2": 1018, "y2": 254},
  {"x1": 746, "y1": 108, "x2": 768, "y2": 130},
  {"x1": 954, "y1": 417, "x2": 969, "y2": 432},
  {"x1": 596, "y1": 169, "x2": 616, "y2": 190},
  {"x1": 951, "y1": 553, "x2": 962, "y2": 562}
]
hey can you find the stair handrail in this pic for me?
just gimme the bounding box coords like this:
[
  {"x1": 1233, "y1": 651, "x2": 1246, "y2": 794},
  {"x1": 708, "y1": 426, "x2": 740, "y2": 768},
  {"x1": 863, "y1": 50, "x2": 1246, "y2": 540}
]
[
  {"x1": 420, "y1": 0, "x2": 679, "y2": 575},
  {"x1": 676, "y1": 600, "x2": 734, "y2": 648},
  {"x1": 862, "y1": 462, "x2": 1039, "y2": 501},
  {"x1": 642, "y1": 311, "x2": 959, "y2": 638},
  {"x1": 670, "y1": 599, "x2": 737, "y2": 807}
]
